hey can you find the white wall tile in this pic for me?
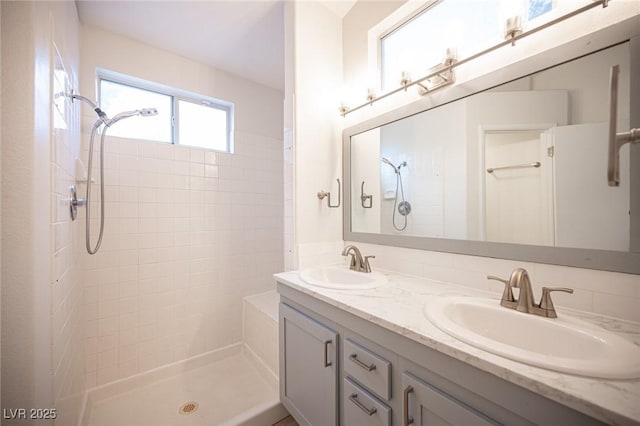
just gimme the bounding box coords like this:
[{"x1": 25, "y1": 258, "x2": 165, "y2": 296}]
[
  {"x1": 340, "y1": 241, "x2": 640, "y2": 322},
  {"x1": 77, "y1": 31, "x2": 284, "y2": 391}
]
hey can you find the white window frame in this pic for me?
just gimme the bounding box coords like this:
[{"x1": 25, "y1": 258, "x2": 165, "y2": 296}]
[
  {"x1": 97, "y1": 69, "x2": 235, "y2": 153},
  {"x1": 368, "y1": 0, "x2": 441, "y2": 91}
]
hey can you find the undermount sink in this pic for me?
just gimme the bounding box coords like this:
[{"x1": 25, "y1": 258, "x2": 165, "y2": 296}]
[
  {"x1": 424, "y1": 297, "x2": 640, "y2": 379},
  {"x1": 299, "y1": 266, "x2": 387, "y2": 290}
]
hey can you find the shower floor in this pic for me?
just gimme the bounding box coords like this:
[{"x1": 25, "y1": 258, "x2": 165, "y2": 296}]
[{"x1": 87, "y1": 349, "x2": 284, "y2": 426}]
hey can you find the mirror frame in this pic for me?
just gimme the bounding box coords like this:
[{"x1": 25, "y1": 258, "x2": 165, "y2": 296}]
[{"x1": 343, "y1": 19, "x2": 640, "y2": 274}]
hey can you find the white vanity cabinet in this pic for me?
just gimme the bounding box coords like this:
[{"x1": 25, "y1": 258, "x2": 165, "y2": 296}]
[
  {"x1": 279, "y1": 303, "x2": 339, "y2": 426},
  {"x1": 278, "y1": 285, "x2": 609, "y2": 426}
]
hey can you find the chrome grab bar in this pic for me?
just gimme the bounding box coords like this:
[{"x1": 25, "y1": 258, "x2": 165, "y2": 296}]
[
  {"x1": 486, "y1": 162, "x2": 541, "y2": 174},
  {"x1": 349, "y1": 353, "x2": 377, "y2": 371},
  {"x1": 349, "y1": 393, "x2": 377, "y2": 416},
  {"x1": 607, "y1": 64, "x2": 640, "y2": 187}
]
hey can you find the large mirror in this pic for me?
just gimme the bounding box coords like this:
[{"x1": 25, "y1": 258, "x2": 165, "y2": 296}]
[{"x1": 344, "y1": 40, "x2": 640, "y2": 274}]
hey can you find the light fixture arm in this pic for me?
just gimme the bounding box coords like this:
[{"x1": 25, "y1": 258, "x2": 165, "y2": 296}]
[{"x1": 340, "y1": 0, "x2": 609, "y2": 117}]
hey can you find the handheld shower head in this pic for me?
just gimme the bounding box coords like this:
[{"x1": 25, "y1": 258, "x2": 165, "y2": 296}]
[
  {"x1": 105, "y1": 108, "x2": 158, "y2": 127},
  {"x1": 138, "y1": 108, "x2": 158, "y2": 117},
  {"x1": 382, "y1": 157, "x2": 406, "y2": 174},
  {"x1": 382, "y1": 157, "x2": 396, "y2": 171}
]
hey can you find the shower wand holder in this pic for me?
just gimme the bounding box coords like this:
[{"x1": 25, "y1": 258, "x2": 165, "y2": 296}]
[
  {"x1": 360, "y1": 181, "x2": 373, "y2": 208},
  {"x1": 317, "y1": 178, "x2": 341, "y2": 208}
]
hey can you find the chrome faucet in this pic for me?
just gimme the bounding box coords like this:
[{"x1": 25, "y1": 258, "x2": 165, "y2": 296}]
[
  {"x1": 342, "y1": 245, "x2": 375, "y2": 273},
  {"x1": 488, "y1": 267, "x2": 573, "y2": 318}
]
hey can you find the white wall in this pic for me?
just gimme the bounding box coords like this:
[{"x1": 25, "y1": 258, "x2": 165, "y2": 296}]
[
  {"x1": 0, "y1": 0, "x2": 3, "y2": 408},
  {"x1": 284, "y1": 1, "x2": 296, "y2": 271},
  {"x1": 78, "y1": 25, "x2": 284, "y2": 387},
  {"x1": 554, "y1": 123, "x2": 630, "y2": 251},
  {"x1": 1, "y1": 2, "x2": 85, "y2": 425},
  {"x1": 0, "y1": 0, "x2": 3, "y2": 409},
  {"x1": 350, "y1": 128, "x2": 381, "y2": 233},
  {"x1": 291, "y1": 2, "x2": 344, "y2": 266}
]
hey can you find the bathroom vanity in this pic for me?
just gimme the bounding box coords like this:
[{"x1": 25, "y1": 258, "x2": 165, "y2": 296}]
[{"x1": 275, "y1": 269, "x2": 640, "y2": 426}]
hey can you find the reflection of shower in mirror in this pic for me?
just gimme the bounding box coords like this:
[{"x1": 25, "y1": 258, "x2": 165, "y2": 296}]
[{"x1": 381, "y1": 157, "x2": 411, "y2": 231}]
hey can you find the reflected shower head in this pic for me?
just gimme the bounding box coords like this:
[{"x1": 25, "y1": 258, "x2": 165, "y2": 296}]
[
  {"x1": 382, "y1": 157, "x2": 407, "y2": 174},
  {"x1": 106, "y1": 108, "x2": 158, "y2": 127},
  {"x1": 138, "y1": 108, "x2": 158, "y2": 116}
]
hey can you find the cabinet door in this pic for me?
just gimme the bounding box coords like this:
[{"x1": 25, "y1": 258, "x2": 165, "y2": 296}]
[
  {"x1": 280, "y1": 303, "x2": 339, "y2": 426},
  {"x1": 401, "y1": 372, "x2": 498, "y2": 426}
]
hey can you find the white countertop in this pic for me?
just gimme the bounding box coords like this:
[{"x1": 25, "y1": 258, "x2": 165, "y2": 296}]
[{"x1": 274, "y1": 267, "x2": 640, "y2": 426}]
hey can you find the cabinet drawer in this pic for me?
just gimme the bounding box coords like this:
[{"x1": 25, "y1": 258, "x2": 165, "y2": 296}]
[
  {"x1": 344, "y1": 338, "x2": 391, "y2": 400},
  {"x1": 344, "y1": 377, "x2": 391, "y2": 426}
]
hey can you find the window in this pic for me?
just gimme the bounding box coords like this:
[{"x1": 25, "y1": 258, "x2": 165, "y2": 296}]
[
  {"x1": 379, "y1": 0, "x2": 555, "y2": 91},
  {"x1": 98, "y1": 72, "x2": 234, "y2": 152}
]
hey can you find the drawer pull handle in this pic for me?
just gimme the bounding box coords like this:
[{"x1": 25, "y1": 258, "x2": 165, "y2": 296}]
[
  {"x1": 323, "y1": 340, "x2": 332, "y2": 367},
  {"x1": 403, "y1": 385, "x2": 414, "y2": 425},
  {"x1": 349, "y1": 393, "x2": 377, "y2": 416},
  {"x1": 349, "y1": 353, "x2": 377, "y2": 372}
]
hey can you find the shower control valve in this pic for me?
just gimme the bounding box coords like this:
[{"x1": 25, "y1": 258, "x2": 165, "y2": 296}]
[{"x1": 69, "y1": 185, "x2": 87, "y2": 221}]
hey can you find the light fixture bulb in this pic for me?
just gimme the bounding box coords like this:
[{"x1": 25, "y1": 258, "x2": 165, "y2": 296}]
[
  {"x1": 366, "y1": 88, "x2": 376, "y2": 104},
  {"x1": 400, "y1": 71, "x2": 412, "y2": 90},
  {"x1": 338, "y1": 103, "x2": 350, "y2": 116},
  {"x1": 445, "y1": 47, "x2": 458, "y2": 65},
  {"x1": 504, "y1": 16, "x2": 523, "y2": 45}
]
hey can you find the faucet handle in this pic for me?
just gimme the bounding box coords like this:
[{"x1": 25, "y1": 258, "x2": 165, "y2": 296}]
[
  {"x1": 539, "y1": 287, "x2": 574, "y2": 318},
  {"x1": 363, "y1": 256, "x2": 375, "y2": 273},
  {"x1": 487, "y1": 275, "x2": 516, "y2": 308}
]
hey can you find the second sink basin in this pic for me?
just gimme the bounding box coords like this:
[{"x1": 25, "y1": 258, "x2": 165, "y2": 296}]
[
  {"x1": 424, "y1": 297, "x2": 640, "y2": 379},
  {"x1": 299, "y1": 266, "x2": 387, "y2": 290}
]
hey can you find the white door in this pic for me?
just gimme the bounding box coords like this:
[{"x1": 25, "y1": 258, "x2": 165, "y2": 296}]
[
  {"x1": 484, "y1": 130, "x2": 555, "y2": 246},
  {"x1": 553, "y1": 122, "x2": 630, "y2": 251}
]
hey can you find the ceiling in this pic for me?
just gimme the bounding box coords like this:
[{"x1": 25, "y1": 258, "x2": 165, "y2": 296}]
[
  {"x1": 76, "y1": 1, "x2": 359, "y2": 92},
  {"x1": 76, "y1": 0, "x2": 286, "y2": 91}
]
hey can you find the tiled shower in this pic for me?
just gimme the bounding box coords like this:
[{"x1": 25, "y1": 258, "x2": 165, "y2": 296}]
[
  {"x1": 80, "y1": 133, "x2": 283, "y2": 387},
  {"x1": 76, "y1": 20, "x2": 284, "y2": 415},
  {"x1": 2, "y1": 2, "x2": 284, "y2": 425}
]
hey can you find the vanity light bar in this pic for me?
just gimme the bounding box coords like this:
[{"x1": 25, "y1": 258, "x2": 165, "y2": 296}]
[{"x1": 340, "y1": 0, "x2": 609, "y2": 117}]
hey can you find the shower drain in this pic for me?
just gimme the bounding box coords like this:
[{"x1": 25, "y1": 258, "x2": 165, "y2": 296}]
[{"x1": 179, "y1": 401, "x2": 199, "y2": 415}]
